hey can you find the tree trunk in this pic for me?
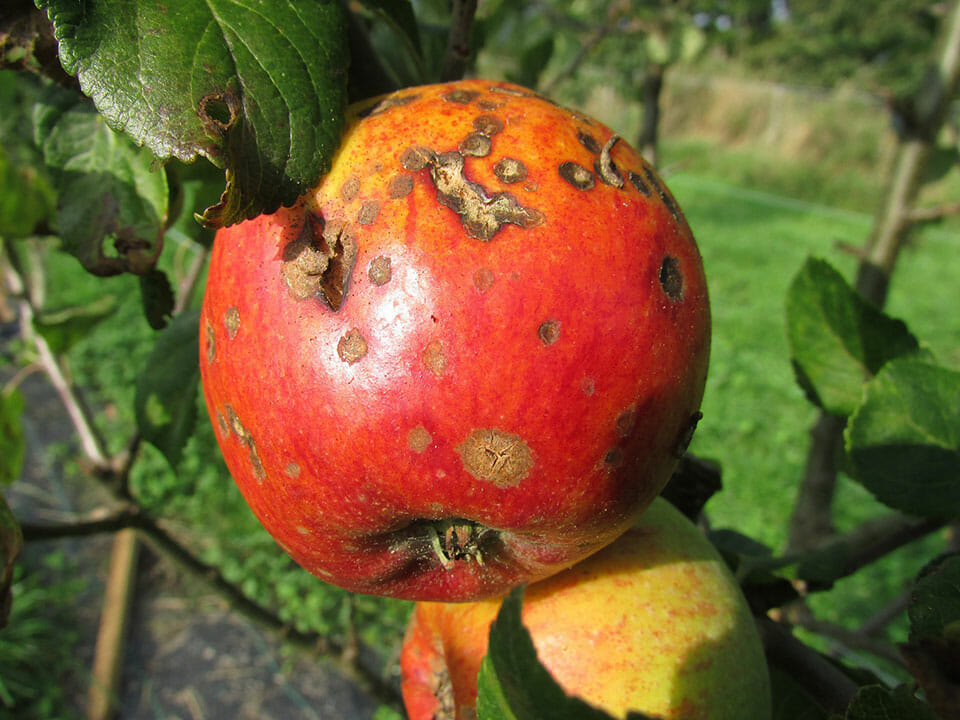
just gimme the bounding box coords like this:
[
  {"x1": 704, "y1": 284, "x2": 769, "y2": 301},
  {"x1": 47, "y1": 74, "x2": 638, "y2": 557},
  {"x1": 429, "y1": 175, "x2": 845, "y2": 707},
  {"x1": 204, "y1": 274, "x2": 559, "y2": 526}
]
[
  {"x1": 786, "y1": 0, "x2": 960, "y2": 553},
  {"x1": 638, "y1": 62, "x2": 665, "y2": 167}
]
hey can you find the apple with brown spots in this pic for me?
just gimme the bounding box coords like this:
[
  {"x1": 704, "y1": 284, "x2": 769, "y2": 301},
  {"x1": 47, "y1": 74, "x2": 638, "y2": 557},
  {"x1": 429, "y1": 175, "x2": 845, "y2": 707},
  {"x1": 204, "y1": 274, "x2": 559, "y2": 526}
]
[
  {"x1": 199, "y1": 79, "x2": 710, "y2": 601},
  {"x1": 400, "y1": 498, "x2": 771, "y2": 720}
]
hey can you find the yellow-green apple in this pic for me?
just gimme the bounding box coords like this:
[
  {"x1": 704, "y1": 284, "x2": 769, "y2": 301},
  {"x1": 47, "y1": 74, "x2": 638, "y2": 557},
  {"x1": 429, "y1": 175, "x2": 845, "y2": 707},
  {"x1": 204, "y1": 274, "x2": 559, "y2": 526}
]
[
  {"x1": 199, "y1": 79, "x2": 710, "y2": 601},
  {"x1": 400, "y1": 498, "x2": 771, "y2": 719}
]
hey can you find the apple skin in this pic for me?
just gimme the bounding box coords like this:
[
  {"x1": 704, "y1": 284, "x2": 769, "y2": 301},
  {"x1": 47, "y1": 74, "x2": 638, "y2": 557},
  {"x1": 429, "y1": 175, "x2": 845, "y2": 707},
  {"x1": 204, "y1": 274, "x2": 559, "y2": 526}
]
[
  {"x1": 199, "y1": 79, "x2": 710, "y2": 601},
  {"x1": 400, "y1": 498, "x2": 771, "y2": 720}
]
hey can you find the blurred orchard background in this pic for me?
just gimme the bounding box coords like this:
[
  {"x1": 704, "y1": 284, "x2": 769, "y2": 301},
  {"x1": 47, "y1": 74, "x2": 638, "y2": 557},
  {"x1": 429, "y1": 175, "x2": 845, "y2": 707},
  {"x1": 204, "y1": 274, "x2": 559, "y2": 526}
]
[{"x1": 1, "y1": 1, "x2": 959, "y2": 719}]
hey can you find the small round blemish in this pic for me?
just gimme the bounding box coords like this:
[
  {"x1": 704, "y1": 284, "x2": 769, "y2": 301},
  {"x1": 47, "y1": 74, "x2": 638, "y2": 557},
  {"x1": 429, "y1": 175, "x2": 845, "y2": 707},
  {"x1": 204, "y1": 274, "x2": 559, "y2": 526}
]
[
  {"x1": 388, "y1": 174, "x2": 413, "y2": 198},
  {"x1": 407, "y1": 425, "x2": 433, "y2": 453},
  {"x1": 285, "y1": 462, "x2": 301, "y2": 478},
  {"x1": 340, "y1": 175, "x2": 360, "y2": 201},
  {"x1": 473, "y1": 268, "x2": 495, "y2": 293},
  {"x1": 422, "y1": 340, "x2": 447, "y2": 377},
  {"x1": 401, "y1": 146, "x2": 432, "y2": 172},
  {"x1": 295, "y1": 525, "x2": 311, "y2": 535},
  {"x1": 659, "y1": 256, "x2": 684, "y2": 302},
  {"x1": 559, "y1": 161, "x2": 595, "y2": 191},
  {"x1": 337, "y1": 329, "x2": 368, "y2": 364},
  {"x1": 357, "y1": 200, "x2": 380, "y2": 225},
  {"x1": 538, "y1": 319, "x2": 561, "y2": 346},
  {"x1": 581, "y1": 377, "x2": 596, "y2": 396},
  {"x1": 616, "y1": 409, "x2": 637, "y2": 438},
  {"x1": 474, "y1": 114, "x2": 504, "y2": 137},
  {"x1": 368, "y1": 255, "x2": 392, "y2": 286},
  {"x1": 444, "y1": 89, "x2": 480, "y2": 104},
  {"x1": 604, "y1": 447, "x2": 624, "y2": 468},
  {"x1": 459, "y1": 133, "x2": 492, "y2": 157},
  {"x1": 224, "y1": 306, "x2": 240, "y2": 339},
  {"x1": 494, "y1": 157, "x2": 527, "y2": 184}
]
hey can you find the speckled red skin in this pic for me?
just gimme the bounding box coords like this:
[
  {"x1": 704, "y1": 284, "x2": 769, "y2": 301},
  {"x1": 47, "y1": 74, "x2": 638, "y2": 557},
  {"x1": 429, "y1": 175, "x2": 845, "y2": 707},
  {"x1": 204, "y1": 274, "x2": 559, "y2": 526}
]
[{"x1": 199, "y1": 79, "x2": 710, "y2": 602}]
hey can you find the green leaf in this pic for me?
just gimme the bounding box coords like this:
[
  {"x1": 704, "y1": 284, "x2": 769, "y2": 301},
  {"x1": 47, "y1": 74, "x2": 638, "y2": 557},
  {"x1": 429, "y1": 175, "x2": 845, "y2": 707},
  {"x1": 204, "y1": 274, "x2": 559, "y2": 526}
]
[
  {"x1": 34, "y1": 87, "x2": 168, "y2": 276},
  {"x1": 38, "y1": 0, "x2": 349, "y2": 227},
  {"x1": 0, "y1": 143, "x2": 55, "y2": 239},
  {"x1": 139, "y1": 269, "x2": 174, "y2": 331},
  {"x1": 909, "y1": 554, "x2": 960, "y2": 642},
  {"x1": 134, "y1": 310, "x2": 200, "y2": 467},
  {"x1": 841, "y1": 684, "x2": 936, "y2": 720},
  {"x1": 845, "y1": 358, "x2": 960, "y2": 517},
  {"x1": 0, "y1": 390, "x2": 25, "y2": 487},
  {"x1": 33, "y1": 294, "x2": 117, "y2": 355},
  {"x1": 476, "y1": 587, "x2": 653, "y2": 720},
  {"x1": 786, "y1": 258, "x2": 920, "y2": 416},
  {"x1": 0, "y1": 490, "x2": 22, "y2": 630}
]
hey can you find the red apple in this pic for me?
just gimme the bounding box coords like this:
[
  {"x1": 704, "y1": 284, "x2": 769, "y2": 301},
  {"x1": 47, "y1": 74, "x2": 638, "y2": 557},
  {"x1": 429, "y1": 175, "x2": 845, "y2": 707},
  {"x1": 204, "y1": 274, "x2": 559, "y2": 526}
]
[
  {"x1": 199, "y1": 79, "x2": 710, "y2": 601},
  {"x1": 400, "y1": 498, "x2": 771, "y2": 720}
]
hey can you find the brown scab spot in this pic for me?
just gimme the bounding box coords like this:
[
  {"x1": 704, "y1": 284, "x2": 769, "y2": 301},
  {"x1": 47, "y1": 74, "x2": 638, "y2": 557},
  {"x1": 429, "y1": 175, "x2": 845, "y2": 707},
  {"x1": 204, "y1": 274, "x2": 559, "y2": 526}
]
[
  {"x1": 340, "y1": 175, "x2": 360, "y2": 201},
  {"x1": 362, "y1": 92, "x2": 421, "y2": 117},
  {"x1": 673, "y1": 411, "x2": 703, "y2": 458},
  {"x1": 616, "y1": 409, "x2": 637, "y2": 438},
  {"x1": 577, "y1": 130, "x2": 602, "y2": 154},
  {"x1": 604, "y1": 447, "x2": 624, "y2": 469},
  {"x1": 559, "y1": 161, "x2": 595, "y2": 191},
  {"x1": 478, "y1": 99, "x2": 504, "y2": 111},
  {"x1": 473, "y1": 114, "x2": 504, "y2": 137},
  {"x1": 581, "y1": 377, "x2": 596, "y2": 396},
  {"x1": 427, "y1": 151, "x2": 544, "y2": 241},
  {"x1": 357, "y1": 200, "x2": 380, "y2": 225},
  {"x1": 473, "y1": 268, "x2": 495, "y2": 293},
  {"x1": 458, "y1": 428, "x2": 534, "y2": 488},
  {"x1": 494, "y1": 157, "x2": 527, "y2": 184},
  {"x1": 205, "y1": 319, "x2": 215, "y2": 363},
  {"x1": 644, "y1": 166, "x2": 682, "y2": 221},
  {"x1": 422, "y1": 340, "x2": 447, "y2": 377},
  {"x1": 388, "y1": 174, "x2": 414, "y2": 199},
  {"x1": 537, "y1": 319, "x2": 560, "y2": 346},
  {"x1": 401, "y1": 146, "x2": 433, "y2": 172},
  {"x1": 247, "y1": 436, "x2": 266, "y2": 480},
  {"x1": 216, "y1": 410, "x2": 230, "y2": 438},
  {"x1": 285, "y1": 462, "x2": 301, "y2": 478},
  {"x1": 628, "y1": 170, "x2": 652, "y2": 196},
  {"x1": 282, "y1": 213, "x2": 358, "y2": 311},
  {"x1": 224, "y1": 306, "x2": 240, "y2": 339},
  {"x1": 224, "y1": 403, "x2": 245, "y2": 438},
  {"x1": 659, "y1": 256, "x2": 684, "y2": 302},
  {"x1": 407, "y1": 425, "x2": 433, "y2": 453},
  {"x1": 337, "y1": 329, "x2": 368, "y2": 364},
  {"x1": 490, "y1": 85, "x2": 533, "y2": 98},
  {"x1": 444, "y1": 89, "x2": 480, "y2": 104},
  {"x1": 368, "y1": 255, "x2": 392, "y2": 286},
  {"x1": 595, "y1": 135, "x2": 624, "y2": 188},
  {"x1": 223, "y1": 404, "x2": 265, "y2": 481},
  {"x1": 459, "y1": 133, "x2": 492, "y2": 157}
]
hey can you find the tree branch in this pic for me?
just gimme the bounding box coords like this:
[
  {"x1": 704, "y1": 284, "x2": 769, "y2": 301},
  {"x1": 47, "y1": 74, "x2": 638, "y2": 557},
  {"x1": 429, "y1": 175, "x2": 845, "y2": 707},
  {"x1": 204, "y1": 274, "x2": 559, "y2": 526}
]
[
  {"x1": 782, "y1": 604, "x2": 905, "y2": 668},
  {"x1": 440, "y1": 0, "x2": 477, "y2": 82},
  {"x1": 907, "y1": 201, "x2": 960, "y2": 224}
]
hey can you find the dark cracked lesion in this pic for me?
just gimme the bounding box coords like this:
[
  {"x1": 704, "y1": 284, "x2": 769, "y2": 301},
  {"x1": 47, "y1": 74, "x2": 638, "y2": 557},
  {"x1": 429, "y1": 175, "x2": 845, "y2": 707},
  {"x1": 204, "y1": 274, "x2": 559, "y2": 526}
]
[
  {"x1": 416, "y1": 150, "x2": 544, "y2": 241},
  {"x1": 281, "y1": 212, "x2": 358, "y2": 311},
  {"x1": 457, "y1": 428, "x2": 534, "y2": 488}
]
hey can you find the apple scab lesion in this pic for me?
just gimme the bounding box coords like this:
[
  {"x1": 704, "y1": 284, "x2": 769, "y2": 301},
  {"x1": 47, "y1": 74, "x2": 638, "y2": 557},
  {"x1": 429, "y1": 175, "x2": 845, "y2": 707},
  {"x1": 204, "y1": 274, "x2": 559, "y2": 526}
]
[
  {"x1": 223, "y1": 403, "x2": 266, "y2": 481},
  {"x1": 457, "y1": 428, "x2": 534, "y2": 488},
  {"x1": 281, "y1": 211, "x2": 358, "y2": 311}
]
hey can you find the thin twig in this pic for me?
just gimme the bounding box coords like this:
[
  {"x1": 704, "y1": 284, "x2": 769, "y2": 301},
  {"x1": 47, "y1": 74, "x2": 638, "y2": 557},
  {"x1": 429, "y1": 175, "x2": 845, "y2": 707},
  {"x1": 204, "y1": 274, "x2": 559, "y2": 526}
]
[
  {"x1": 783, "y1": 605, "x2": 906, "y2": 668},
  {"x1": 440, "y1": 0, "x2": 478, "y2": 82},
  {"x1": 861, "y1": 588, "x2": 912, "y2": 636},
  {"x1": 907, "y1": 201, "x2": 960, "y2": 223}
]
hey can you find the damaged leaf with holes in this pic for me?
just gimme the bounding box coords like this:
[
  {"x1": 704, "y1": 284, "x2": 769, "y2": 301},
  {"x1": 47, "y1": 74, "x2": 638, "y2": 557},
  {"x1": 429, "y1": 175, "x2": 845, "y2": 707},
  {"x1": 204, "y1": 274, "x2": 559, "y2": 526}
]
[{"x1": 38, "y1": 0, "x2": 349, "y2": 226}]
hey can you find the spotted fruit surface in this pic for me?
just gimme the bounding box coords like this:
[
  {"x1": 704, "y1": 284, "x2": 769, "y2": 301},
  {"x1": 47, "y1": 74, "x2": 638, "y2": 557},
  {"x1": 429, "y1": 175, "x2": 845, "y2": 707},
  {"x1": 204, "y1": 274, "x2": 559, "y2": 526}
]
[
  {"x1": 400, "y1": 498, "x2": 771, "y2": 720},
  {"x1": 199, "y1": 79, "x2": 710, "y2": 601}
]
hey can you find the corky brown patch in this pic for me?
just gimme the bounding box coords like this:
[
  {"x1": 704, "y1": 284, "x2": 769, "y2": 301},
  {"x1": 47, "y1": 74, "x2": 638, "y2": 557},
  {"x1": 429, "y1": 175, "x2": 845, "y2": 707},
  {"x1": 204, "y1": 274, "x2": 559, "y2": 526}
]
[
  {"x1": 400, "y1": 146, "x2": 432, "y2": 172},
  {"x1": 423, "y1": 150, "x2": 544, "y2": 241},
  {"x1": 224, "y1": 306, "x2": 240, "y2": 339},
  {"x1": 340, "y1": 175, "x2": 360, "y2": 201},
  {"x1": 285, "y1": 462, "x2": 301, "y2": 478},
  {"x1": 337, "y1": 329, "x2": 368, "y2": 364},
  {"x1": 282, "y1": 213, "x2": 357, "y2": 311},
  {"x1": 422, "y1": 340, "x2": 447, "y2": 377},
  {"x1": 494, "y1": 157, "x2": 527, "y2": 184},
  {"x1": 559, "y1": 161, "x2": 595, "y2": 191},
  {"x1": 474, "y1": 114, "x2": 504, "y2": 137},
  {"x1": 659, "y1": 256, "x2": 684, "y2": 302},
  {"x1": 577, "y1": 130, "x2": 602, "y2": 154},
  {"x1": 444, "y1": 88, "x2": 480, "y2": 104},
  {"x1": 643, "y1": 166, "x2": 682, "y2": 221},
  {"x1": 363, "y1": 93, "x2": 421, "y2": 117},
  {"x1": 595, "y1": 135, "x2": 624, "y2": 188},
  {"x1": 407, "y1": 425, "x2": 433, "y2": 453},
  {"x1": 205, "y1": 319, "x2": 215, "y2": 362},
  {"x1": 628, "y1": 170, "x2": 652, "y2": 196},
  {"x1": 458, "y1": 428, "x2": 534, "y2": 488},
  {"x1": 388, "y1": 174, "x2": 413, "y2": 199},
  {"x1": 473, "y1": 268, "x2": 495, "y2": 293},
  {"x1": 223, "y1": 404, "x2": 265, "y2": 481},
  {"x1": 537, "y1": 319, "x2": 561, "y2": 346},
  {"x1": 357, "y1": 200, "x2": 380, "y2": 225},
  {"x1": 459, "y1": 133, "x2": 492, "y2": 157},
  {"x1": 368, "y1": 255, "x2": 392, "y2": 286}
]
